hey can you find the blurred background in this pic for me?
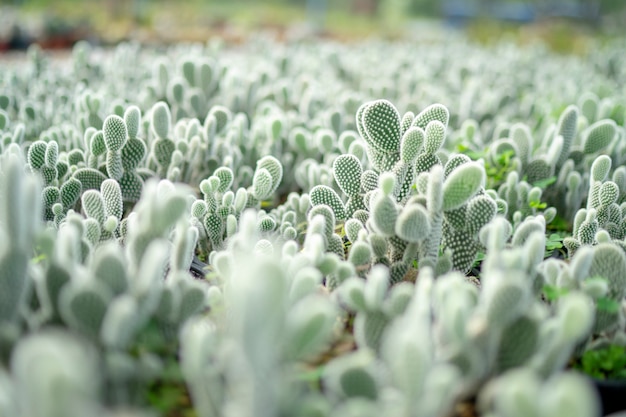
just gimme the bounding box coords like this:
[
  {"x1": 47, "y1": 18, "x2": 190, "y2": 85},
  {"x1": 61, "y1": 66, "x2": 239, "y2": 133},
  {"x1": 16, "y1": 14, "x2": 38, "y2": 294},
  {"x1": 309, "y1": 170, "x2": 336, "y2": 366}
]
[{"x1": 1, "y1": 0, "x2": 625, "y2": 53}]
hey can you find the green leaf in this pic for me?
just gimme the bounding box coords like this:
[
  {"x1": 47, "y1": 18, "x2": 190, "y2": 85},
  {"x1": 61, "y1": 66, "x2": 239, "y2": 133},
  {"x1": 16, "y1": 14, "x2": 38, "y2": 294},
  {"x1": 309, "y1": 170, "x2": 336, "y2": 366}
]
[
  {"x1": 576, "y1": 345, "x2": 626, "y2": 380},
  {"x1": 532, "y1": 176, "x2": 557, "y2": 189},
  {"x1": 529, "y1": 200, "x2": 547, "y2": 209},
  {"x1": 596, "y1": 297, "x2": 620, "y2": 314},
  {"x1": 542, "y1": 285, "x2": 569, "y2": 302}
]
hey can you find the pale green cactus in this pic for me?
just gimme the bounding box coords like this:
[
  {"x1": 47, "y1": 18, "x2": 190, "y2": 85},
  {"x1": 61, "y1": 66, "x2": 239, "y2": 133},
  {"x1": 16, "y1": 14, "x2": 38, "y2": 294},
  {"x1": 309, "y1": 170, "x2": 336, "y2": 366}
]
[
  {"x1": 412, "y1": 103, "x2": 449, "y2": 130},
  {"x1": 60, "y1": 177, "x2": 82, "y2": 210},
  {"x1": 359, "y1": 99, "x2": 401, "y2": 155},
  {"x1": 323, "y1": 350, "x2": 380, "y2": 402},
  {"x1": 213, "y1": 166, "x2": 234, "y2": 193},
  {"x1": 59, "y1": 279, "x2": 112, "y2": 339},
  {"x1": 252, "y1": 168, "x2": 273, "y2": 200},
  {"x1": 250, "y1": 156, "x2": 283, "y2": 202},
  {"x1": 423, "y1": 120, "x2": 446, "y2": 155},
  {"x1": 465, "y1": 195, "x2": 498, "y2": 235},
  {"x1": 348, "y1": 240, "x2": 372, "y2": 273},
  {"x1": 27, "y1": 139, "x2": 64, "y2": 187},
  {"x1": 100, "y1": 179, "x2": 123, "y2": 223},
  {"x1": 284, "y1": 293, "x2": 339, "y2": 360},
  {"x1": 333, "y1": 154, "x2": 363, "y2": 215},
  {"x1": 394, "y1": 203, "x2": 430, "y2": 243},
  {"x1": 27, "y1": 140, "x2": 47, "y2": 170},
  {"x1": 344, "y1": 218, "x2": 364, "y2": 244},
  {"x1": 338, "y1": 266, "x2": 411, "y2": 351},
  {"x1": 206, "y1": 105, "x2": 232, "y2": 135},
  {"x1": 420, "y1": 165, "x2": 444, "y2": 263},
  {"x1": 400, "y1": 127, "x2": 424, "y2": 164},
  {"x1": 494, "y1": 314, "x2": 539, "y2": 373},
  {"x1": 121, "y1": 133, "x2": 146, "y2": 171},
  {"x1": 583, "y1": 119, "x2": 617, "y2": 155},
  {"x1": 115, "y1": 107, "x2": 148, "y2": 203},
  {"x1": 89, "y1": 130, "x2": 106, "y2": 158},
  {"x1": 72, "y1": 167, "x2": 108, "y2": 192},
  {"x1": 0, "y1": 153, "x2": 41, "y2": 327},
  {"x1": 525, "y1": 157, "x2": 553, "y2": 184},
  {"x1": 310, "y1": 184, "x2": 347, "y2": 222},
  {"x1": 587, "y1": 242, "x2": 626, "y2": 332},
  {"x1": 442, "y1": 162, "x2": 484, "y2": 211},
  {"x1": 10, "y1": 329, "x2": 103, "y2": 417},
  {"x1": 478, "y1": 369, "x2": 600, "y2": 417},
  {"x1": 103, "y1": 115, "x2": 127, "y2": 153},
  {"x1": 555, "y1": 105, "x2": 579, "y2": 169},
  {"x1": 149, "y1": 102, "x2": 176, "y2": 177},
  {"x1": 370, "y1": 175, "x2": 398, "y2": 237},
  {"x1": 91, "y1": 242, "x2": 128, "y2": 295}
]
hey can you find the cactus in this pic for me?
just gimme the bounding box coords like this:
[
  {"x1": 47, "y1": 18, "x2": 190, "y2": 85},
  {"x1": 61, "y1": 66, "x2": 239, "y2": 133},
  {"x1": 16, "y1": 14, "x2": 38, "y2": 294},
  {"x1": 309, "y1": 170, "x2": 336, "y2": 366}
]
[
  {"x1": 582, "y1": 120, "x2": 617, "y2": 155},
  {"x1": 0, "y1": 152, "x2": 41, "y2": 333},
  {"x1": 10, "y1": 329, "x2": 102, "y2": 417}
]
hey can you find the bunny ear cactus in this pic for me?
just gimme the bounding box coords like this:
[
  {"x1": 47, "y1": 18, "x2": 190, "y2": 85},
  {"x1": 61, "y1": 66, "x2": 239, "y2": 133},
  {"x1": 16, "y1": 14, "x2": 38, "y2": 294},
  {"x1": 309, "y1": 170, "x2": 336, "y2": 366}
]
[
  {"x1": 582, "y1": 119, "x2": 617, "y2": 155},
  {"x1": 251, "y1": 155, "x2": 283, "y2": 202},
  {"x1": 412, "y1": 105, "x2": 449, "y2": 176},
  {"x1": 150, "y1": 101, "x2": 176, "y2": 177},
  {"x1": 28, "y1": 140, "x2": 63, "y2": 187},
  {"x1": 333, "y1": 154, "x2": 365, "y2": 217},
  {"x1": 338, "y1": 266, "x2": 412, "y2": 352},
  {"x1": 442, "y1": 162, "x2": 484, "y2": 211},
  {"x1": 478, "y1": 369, "x2": 600, "y2": 417},
  {"x1": 102, "y1": 115, "x2": 128, "y2": 181},
  {"x1": 356, "y1": 100, "x2": 442, "y2": 203},
  {"x1": 125, "y1": 179, "x2": 190, "y2": 269},
  {"x1": 0, "y1": 153, "x2": 41, "y2": 335},
  {"x1": 10, "y1": 329, "x2": 103, "y2": 417},
  {"x1": 311, "y1": 184, "x2": 347, "y2": 222},
  {"x1": 119, "y1": 106, "x2": 147, "y2": 203},
  {"x1": 370, "y1": 173, "x2": 398, "y2": 237},
  {"x1": 587, "y1": 243, "x2": 626, "y2": 333},
  {"x1": 554, "y1": 105, "x2": 579, "y2": 169},
  {"x1": 411, "y1": 103, "x2": 450, "y2": 130},
  {"x1": 439, "y1": 162, "x2": 493, "y2": 272},
  {"x1": 59, "y1": 280, "x2": 113, "y2": 340},
  {"x1": 323, "y1": 350, "x2": 380, "y2": 403},
  {"x1": 81, "y1": 180, "x2": 123, "y2": 243}
]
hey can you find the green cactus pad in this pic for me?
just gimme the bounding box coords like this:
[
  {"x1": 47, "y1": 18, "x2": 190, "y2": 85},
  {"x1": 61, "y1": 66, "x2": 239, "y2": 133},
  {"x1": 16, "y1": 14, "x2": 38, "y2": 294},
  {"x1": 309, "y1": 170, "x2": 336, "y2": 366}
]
[
  {"x1": 213, "y1": 167, "x2": 234, "y2": 193},
  {"x1": 583, "y1": 120, "x2": 617, "y2": 155},
  {"x1": 121, "y1": 137, "x2": 147, "y2": 172},
  {"x1": 442, "y1": 163, "x2": 484, "y2": 211},
  {"x1": 362, "y1": 99, "x2": 401, "y2": 153},
  {"x1": 124, "y1": 106, "x2": 141, "y2": 139},
  {"x1": 151, "y1": 101, "x2": 171, "y2": 139},
  {"x1": 555, "y1": 105, "x2": 578, "y2": 167},
  {"x1": 334, "y1": 154, "x2": 363, "y2": 197},
  {"x1": 60, "y1": 177, "x2": 82, "y2": 210},
  {"x1": 411, "y1": 103, "x2": 449, "y2": 130},
  {"x1": 27, "y1": 140, "x2": 47, "y2": 170},
  {"x1": 90, "y1": 131, "x2": 106, "y2": 157},
  {"x1": 395, "y1": 204, "x2": 430, "y2": 243},
  {"x1": 103, "y1": 115, "x2": 128, "y2": 152},
  {"x1": 310, "y1": 185, "x2": 346, "y2": 222},
  {"x1": 309, "y1": 204, "x2": 336, "y2": 237},
  {"x1": 423, "y1": 121, "x2": 446, "y2": 155},
  {"x1": 465, "y1": 195, "x2": 497, "y2": 235}
]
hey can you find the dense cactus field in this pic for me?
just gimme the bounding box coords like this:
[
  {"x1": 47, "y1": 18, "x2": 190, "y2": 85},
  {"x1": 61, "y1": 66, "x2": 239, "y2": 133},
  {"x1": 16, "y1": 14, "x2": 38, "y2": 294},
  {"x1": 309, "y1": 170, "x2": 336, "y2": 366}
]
[{"x1": 1, "y1": 34, "x2": 626, "y2": 416}]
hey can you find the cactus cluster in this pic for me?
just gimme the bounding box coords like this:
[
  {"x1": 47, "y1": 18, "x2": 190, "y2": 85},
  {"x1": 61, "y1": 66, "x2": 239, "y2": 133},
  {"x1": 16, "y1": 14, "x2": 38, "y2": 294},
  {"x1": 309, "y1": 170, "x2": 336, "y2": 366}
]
[{"x1": 1, "y1": 32, "x2": 626, "y2": 417}]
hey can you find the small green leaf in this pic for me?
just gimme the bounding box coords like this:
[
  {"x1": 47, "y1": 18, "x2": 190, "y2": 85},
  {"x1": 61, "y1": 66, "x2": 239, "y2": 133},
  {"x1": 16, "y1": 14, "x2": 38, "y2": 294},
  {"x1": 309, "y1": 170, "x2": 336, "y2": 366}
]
[
  {"x1": 532, "y1": 176, "x2": 557, "y2": 189},
  {"x1": 596, "y1": 297, "x2": 620, "y2": 314},
  {"x1": 529, "y1": 200, "x2": 547, "y2": 209},
  {"x1": 542, "y1": 285, "x2": 569, "y2": 302}
]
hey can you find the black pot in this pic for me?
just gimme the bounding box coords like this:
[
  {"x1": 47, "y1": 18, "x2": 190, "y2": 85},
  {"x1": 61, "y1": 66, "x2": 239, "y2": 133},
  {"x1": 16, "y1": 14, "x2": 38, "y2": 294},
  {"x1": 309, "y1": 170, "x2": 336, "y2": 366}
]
[{"x1": 593, "y1": 377, "x2": 626, "y2": 416}]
